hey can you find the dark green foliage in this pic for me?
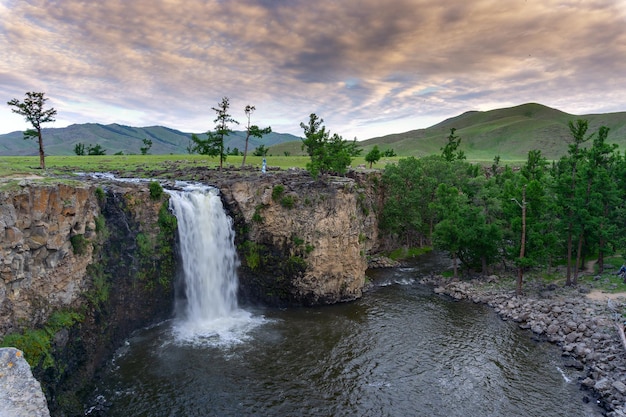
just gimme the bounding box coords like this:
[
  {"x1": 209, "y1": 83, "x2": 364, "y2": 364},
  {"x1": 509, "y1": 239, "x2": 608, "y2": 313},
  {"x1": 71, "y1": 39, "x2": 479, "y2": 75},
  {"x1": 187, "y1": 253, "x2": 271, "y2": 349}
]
[
  {"x1": 300, "y1": 113, "x2": 359, "y2": 178},
  {"x1": 7, "y1": 91, "x2": 57, "y2": 169},
  {"x1": 94, "y1": 187, "x2": 106, "y2": 204},
  {"x1": 253, "y1": 144, "x2": 269, "y2": 156},
  {"x1": 441, "y1": 128, "x2": 466, "y2": 162},
  {"x1": 241, "y1": 241, "x2": 263, "y2": 270},
  {"x1": 70, "y1": 234, "x2": 89, "y2": 255},
  {"x1": 87, "y1": 144, "x2": 106, "y2": 155},
  {"x1": 272, "y1": 185, "x2": 285, "y2": 201},
  {"x1": 383, "y1": 148, "x2": 397, "y2": 157},
  {"x1": 84, "y1": 263, "x2": 110, "y2": 307},
  {"x1": 0, "y1": 310, "x2": 83, "y2": 369},
  {"x1": 280, "y1": 195, "x2": 295, "y2": 209},
  {"x1": 252, "y1": 205, "x2": 264, "y2": 223},
  {"x1": 379, "y1": 119, "x2": 626, "y2": 293},
  {"x1": 188, "y1": 97, "x2": 239, "y2": 170},
  {"x1": 140, "y1": 138, "x2": 152, "y2": 155},
  {"x1": 365, "y1": 145, "x2": 382, "y2": 168},
  {"x1": 149, "y1": 181, "x2": 164, "y2": 200},
  {"x1": 242, "y1": 104, "x2": 272, "y2": 166},
  {"x1": 74, "y1": 143, "x2": 85, "y2": 155}
]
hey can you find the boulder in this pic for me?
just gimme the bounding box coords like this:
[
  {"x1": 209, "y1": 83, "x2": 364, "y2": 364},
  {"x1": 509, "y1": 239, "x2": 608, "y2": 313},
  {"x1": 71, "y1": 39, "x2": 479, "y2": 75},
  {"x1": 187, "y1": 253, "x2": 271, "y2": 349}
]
[{"x1": 0, "y1": 347, "x2": 50, "y2": 417}]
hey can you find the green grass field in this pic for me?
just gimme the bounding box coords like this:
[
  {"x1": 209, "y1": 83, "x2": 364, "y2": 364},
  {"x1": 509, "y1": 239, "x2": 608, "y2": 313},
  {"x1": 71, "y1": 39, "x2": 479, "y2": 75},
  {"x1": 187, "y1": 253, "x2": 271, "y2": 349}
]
[{"x1": 0, "y1": 154, "x2": 406, "y2": 178}]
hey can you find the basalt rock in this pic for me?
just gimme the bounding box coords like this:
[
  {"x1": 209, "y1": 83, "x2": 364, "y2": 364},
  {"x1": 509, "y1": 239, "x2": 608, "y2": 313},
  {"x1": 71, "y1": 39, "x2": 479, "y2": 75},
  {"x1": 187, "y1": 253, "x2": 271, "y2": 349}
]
[
  {"x1": 0, "y1": 180, "x2": 176, "y2": 416},
  {"x1": 216, "y1": 170, "x2": 381, "y2": 306},
  {"x1": 0, "y1": 347, "x2": 50, "y2": 417}
]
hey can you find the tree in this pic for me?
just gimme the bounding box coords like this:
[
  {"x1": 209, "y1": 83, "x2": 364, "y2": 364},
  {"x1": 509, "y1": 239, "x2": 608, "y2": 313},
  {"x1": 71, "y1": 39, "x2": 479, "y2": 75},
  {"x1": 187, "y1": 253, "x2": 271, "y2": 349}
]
[
  {"x1": 242, "y1": 105, "x2": 272, "y2": 167},
  {"x1": 7, "y1": 92, "x2": 57, "y2": 169},
  {"x1": 554, "y1": 119, "x2": 594, "y2": 285},
  {"x1": 383, "y1": 148, "x2": 397, "y2": 157},
  {"x1": 365, "y1": 145, "x2": 382, "y2": 168},
  {"x1": 253, "y1": 144, "x2": 269, "y2": 156},
  {"x1": 87, "y1": 144, "x2": 106, "y2": 155},
  {"x1": 300, "y1": 113, "x2": 359, "y2": 178},
  {"x1": 441, "y1": 128, "x2": 466, "y2": 162},
  {"x1": 140, "y1": 138, "x2": 153, "y2": 155},
  {"x1": 212, "y1": 97, "x2": 239, "y2": 170},
  {"x1": 74, "y1": 143, "x2": 85, "y2": 156}
]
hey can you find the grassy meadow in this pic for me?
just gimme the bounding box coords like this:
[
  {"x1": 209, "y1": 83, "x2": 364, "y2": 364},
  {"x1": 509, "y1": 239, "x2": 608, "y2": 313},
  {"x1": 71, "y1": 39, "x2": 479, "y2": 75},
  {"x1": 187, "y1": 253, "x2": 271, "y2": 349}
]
[{"x1": 0, "y1": 154, "x2": 405, "y2": 179}]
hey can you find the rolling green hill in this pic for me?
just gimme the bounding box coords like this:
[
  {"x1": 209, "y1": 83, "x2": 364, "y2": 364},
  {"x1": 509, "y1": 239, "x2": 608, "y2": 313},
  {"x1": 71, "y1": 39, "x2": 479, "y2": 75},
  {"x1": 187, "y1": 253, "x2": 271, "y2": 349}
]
[
  {"x1": 0, "y1": 123, "x2": 300, "y2": 156},
  {"x1": 360, "y1": 103, "x2": 626, "y2": 161},
  {"x1": 3, "y1": 103, "x2": 625, "y2": 160}
]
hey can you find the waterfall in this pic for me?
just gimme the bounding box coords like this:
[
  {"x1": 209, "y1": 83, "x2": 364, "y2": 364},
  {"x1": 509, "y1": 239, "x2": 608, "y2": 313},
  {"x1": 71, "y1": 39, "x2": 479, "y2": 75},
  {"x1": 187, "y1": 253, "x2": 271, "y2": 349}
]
[{"x1": 167, "y1": 183, "x2": 261, "y2": 345}]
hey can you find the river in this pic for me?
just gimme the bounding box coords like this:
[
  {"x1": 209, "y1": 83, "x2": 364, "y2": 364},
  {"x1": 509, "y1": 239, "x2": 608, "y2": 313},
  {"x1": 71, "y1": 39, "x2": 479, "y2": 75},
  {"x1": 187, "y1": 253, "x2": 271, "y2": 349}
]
[
  {"x1": 90, "y1": 258, "x2": 601, "y2": 416},
  {"x1": 89, "y1": 185, "x2": 600, "y2": 416}
]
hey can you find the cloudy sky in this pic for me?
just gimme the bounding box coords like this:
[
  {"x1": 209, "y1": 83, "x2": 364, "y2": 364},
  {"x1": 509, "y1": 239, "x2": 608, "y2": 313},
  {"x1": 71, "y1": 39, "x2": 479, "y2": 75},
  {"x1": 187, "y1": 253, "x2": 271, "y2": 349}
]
[{"x1": 1, "y1": 0, "x2": 625, "y2": 139}]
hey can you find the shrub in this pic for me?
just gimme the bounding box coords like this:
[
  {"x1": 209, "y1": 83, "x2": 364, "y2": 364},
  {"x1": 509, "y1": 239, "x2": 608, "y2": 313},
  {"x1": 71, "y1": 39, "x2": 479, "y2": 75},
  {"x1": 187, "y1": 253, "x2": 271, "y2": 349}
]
[
  {"x1": 70, "y1": 234, "x2": 89, "y2": 255},
  {"x1": 271, "y1": 184, "x2": 285, "y2": 201},
  {"x1": 149, "y1": 181, "x2": 164, "y2": 200},
  {"x1": 94, "y1": 187, "x2": 106, "y2": 204},
  {"x1": 280, "y1": 195, "x2": 295, "y2": 209}
]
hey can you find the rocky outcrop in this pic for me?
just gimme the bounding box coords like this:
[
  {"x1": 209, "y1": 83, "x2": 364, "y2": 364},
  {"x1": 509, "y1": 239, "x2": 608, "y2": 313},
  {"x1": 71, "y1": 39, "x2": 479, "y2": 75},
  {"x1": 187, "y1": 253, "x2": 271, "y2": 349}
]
[
  {"x1": 0, "y1": 182, "x2": 100, "y2": 335},
  {"x1": 0, "y1": 179, "x2": 177, "y2": 416},
  {"x1": 0, "y1": 347, "x2": 50, "y2": 417},
  {"x1": 217, "y1": 170, "x2": 380, "y2": 306}
]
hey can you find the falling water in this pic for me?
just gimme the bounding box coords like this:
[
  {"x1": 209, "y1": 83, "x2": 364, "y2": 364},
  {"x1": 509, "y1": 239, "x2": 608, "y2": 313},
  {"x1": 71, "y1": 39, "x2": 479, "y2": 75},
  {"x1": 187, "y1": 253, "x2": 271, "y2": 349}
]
[{"x1": 167, "y1": 183, "x2": 262, "y2": 345}]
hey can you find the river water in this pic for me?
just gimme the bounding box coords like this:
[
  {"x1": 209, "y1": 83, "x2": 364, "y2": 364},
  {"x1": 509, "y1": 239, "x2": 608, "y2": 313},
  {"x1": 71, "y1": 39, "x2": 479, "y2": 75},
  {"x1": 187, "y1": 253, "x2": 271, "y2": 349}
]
[
  {"x1": 92, "y1": 259, "x2": 601, "y2": 416},
  {"x1": 90, "y1": 186, "x2": 601, "y2": 416}
]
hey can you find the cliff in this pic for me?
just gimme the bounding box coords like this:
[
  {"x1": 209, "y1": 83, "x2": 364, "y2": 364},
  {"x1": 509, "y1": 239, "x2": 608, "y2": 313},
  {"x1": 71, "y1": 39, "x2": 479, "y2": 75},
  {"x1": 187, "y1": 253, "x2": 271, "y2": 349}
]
[
  {"x1": 217, "y1": 170, "x2": 381, "y2": 306},
  {"x1": 0, "y1": 182, "x2": 100, "y2": 334},
  {"x1": 0, "y1": 179, "x2": 177, "y2": 415},
  {"x1": 0, "y1": 170, "x2": 382, "y2": 414}
]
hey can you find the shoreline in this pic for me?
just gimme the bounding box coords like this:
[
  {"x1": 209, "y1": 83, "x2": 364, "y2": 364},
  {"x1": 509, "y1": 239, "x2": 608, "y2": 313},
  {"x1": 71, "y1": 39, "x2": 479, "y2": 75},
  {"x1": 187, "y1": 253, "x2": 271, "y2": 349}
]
[{"x1": 420, "y1": 275, "x2": 626, "y2": 417}]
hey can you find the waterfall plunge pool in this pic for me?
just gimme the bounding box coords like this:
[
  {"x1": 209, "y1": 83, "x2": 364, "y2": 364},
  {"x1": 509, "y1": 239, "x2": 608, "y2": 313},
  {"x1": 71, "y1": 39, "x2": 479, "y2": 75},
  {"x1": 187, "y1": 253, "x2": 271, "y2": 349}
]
[{"x1": 88, "y1": 185, "x2": 602, "y2": 416}]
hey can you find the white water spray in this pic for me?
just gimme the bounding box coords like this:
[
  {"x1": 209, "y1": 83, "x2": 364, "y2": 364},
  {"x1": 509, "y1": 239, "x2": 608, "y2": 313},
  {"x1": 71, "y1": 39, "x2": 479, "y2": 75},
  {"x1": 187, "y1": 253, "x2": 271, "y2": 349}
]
[{"x1": 167, "y1": 183, "x2": 262, "y2": 345}]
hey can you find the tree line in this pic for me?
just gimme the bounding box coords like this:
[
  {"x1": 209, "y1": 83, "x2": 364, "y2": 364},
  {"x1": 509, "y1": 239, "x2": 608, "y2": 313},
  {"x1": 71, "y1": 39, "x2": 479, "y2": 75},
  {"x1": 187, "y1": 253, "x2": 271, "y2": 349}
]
[{"x1": 380, "y1": 121, "x2": 626, "y2": 294}]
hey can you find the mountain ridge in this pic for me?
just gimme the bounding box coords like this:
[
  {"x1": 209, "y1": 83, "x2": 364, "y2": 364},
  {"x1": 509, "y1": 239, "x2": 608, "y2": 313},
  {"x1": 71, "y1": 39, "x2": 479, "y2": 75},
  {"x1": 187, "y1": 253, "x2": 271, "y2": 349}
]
[
  {"x1": 0, "y1": 123, "x2": 301, "y2": 156},
  {"x1": 356, "y1": 103, "x2": 626, "y2": 160},
  {"x1": 2, "y1": 103, "x2": 626, "y2": 159}
]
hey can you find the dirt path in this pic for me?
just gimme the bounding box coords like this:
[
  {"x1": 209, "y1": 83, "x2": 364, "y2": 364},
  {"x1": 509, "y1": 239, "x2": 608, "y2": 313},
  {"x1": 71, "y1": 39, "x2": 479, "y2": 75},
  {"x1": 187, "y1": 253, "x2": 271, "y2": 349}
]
[{"x1": 587, "y1": 289, "x2": 626, "y2": 302}]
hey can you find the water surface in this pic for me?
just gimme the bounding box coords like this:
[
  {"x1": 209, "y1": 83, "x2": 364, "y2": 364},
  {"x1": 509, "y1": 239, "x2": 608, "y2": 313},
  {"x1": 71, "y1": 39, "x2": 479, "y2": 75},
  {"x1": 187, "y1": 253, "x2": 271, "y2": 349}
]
[{"x1": 93, "y1": 260, "x2": 601, "y2": 417}]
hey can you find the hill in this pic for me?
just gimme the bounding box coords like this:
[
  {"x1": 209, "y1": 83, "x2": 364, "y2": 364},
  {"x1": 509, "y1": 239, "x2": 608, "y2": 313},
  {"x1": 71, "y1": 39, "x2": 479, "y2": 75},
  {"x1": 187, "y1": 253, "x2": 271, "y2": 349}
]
[
  {"x1": 0, "y1": 123, "x2": 300, "y2": 156},
  {"x1": 361, "y1": 103, "x2": 626, "y2": 160},
  {"x1": 3, "y1": 103, "x2": 625, "y2": 160}
]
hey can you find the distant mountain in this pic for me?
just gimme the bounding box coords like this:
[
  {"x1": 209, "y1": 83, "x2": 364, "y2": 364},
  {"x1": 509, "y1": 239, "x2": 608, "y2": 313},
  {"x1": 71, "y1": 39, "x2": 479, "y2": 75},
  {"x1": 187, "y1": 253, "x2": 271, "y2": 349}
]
[
  {"x1": 360, "y1": 103, "x2": 626, "y2": 160},
  {"x1": 3, "y1": 103, "x2": 625, "y2": 160},
  {"x1": 0, "y1": 123, "x2": 300, "y2": 156}
]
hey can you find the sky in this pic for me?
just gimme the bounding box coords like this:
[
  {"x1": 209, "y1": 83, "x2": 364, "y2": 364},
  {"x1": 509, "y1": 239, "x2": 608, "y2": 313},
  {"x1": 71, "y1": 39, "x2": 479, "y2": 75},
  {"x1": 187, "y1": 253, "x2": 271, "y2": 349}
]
[{"x1": 1, "y1": 0, "x2": 625, "y2": 140}]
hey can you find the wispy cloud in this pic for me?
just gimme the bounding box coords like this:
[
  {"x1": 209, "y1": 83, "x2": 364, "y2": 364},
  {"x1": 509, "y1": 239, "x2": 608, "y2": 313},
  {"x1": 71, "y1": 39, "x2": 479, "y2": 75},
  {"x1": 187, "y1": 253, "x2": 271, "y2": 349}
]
[{"x1": 1, "y1": 0, "x2": 625, "y2": 139}]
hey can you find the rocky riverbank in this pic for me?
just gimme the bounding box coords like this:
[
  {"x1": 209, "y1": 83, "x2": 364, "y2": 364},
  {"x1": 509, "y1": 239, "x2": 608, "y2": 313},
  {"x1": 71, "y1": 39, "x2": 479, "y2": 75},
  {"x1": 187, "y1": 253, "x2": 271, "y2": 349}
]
[{"x1": 423, "y1": 275, "x2": 626, "y2": 416}]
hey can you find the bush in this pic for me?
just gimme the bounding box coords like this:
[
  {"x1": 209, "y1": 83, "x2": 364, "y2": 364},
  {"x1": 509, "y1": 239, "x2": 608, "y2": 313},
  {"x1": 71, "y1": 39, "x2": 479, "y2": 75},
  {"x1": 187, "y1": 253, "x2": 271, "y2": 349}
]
[
  {"x1": 149, "y1": 181, "x2": 164, "y2": 200},
  {"x1": 280, "y1": 195, "x2": 295, "y2": 209},
  {"x1": 70, "y1": 234, "x2": 89, "y2": 255},
  {"x1": 272, "y1": 185, "x2": 285, "y2": 201}
]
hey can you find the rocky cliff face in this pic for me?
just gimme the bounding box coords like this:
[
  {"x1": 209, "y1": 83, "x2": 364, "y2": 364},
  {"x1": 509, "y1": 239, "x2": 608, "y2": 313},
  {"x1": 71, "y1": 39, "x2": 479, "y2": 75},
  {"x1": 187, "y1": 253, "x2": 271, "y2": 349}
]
[
  {"x1": 0, "y1": 171, "x2": 382, "y2": 414},
  {"x1": 218, "y1": 170, "x2": 380, "y2": 306},
  {"x1": 0, "y1": 182, "x2": 100, "y2": 335},
  {"x1": 0, "y1": 179, "x2": 176, "y2": 416}
]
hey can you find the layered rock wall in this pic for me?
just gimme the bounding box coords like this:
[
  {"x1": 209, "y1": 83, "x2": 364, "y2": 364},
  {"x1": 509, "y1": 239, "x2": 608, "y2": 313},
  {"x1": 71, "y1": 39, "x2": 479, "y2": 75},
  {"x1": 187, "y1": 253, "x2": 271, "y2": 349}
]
[
  {"x1": 0, "y1": 183, "x2": 100, "y2": 334},
  {"x1": 218, "y1": 171, "x2": 380, "y2": 306}
]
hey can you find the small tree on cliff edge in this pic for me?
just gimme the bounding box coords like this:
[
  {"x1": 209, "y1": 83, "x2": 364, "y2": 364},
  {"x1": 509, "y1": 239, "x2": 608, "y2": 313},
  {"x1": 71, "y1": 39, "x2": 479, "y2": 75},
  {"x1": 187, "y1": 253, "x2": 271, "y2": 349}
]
[
  {"x1": 191, "y1": 97, "x2": 239, "y2": 170},
  {"x1": 300, "y1": 113, "x2": 360, "y2": 178},
  {"x1": 242, "y1": 104, "x2": 272, "y2": 167},
  {"x1": 7, "y1": 92, "x2": 57, "y2": 169}
]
